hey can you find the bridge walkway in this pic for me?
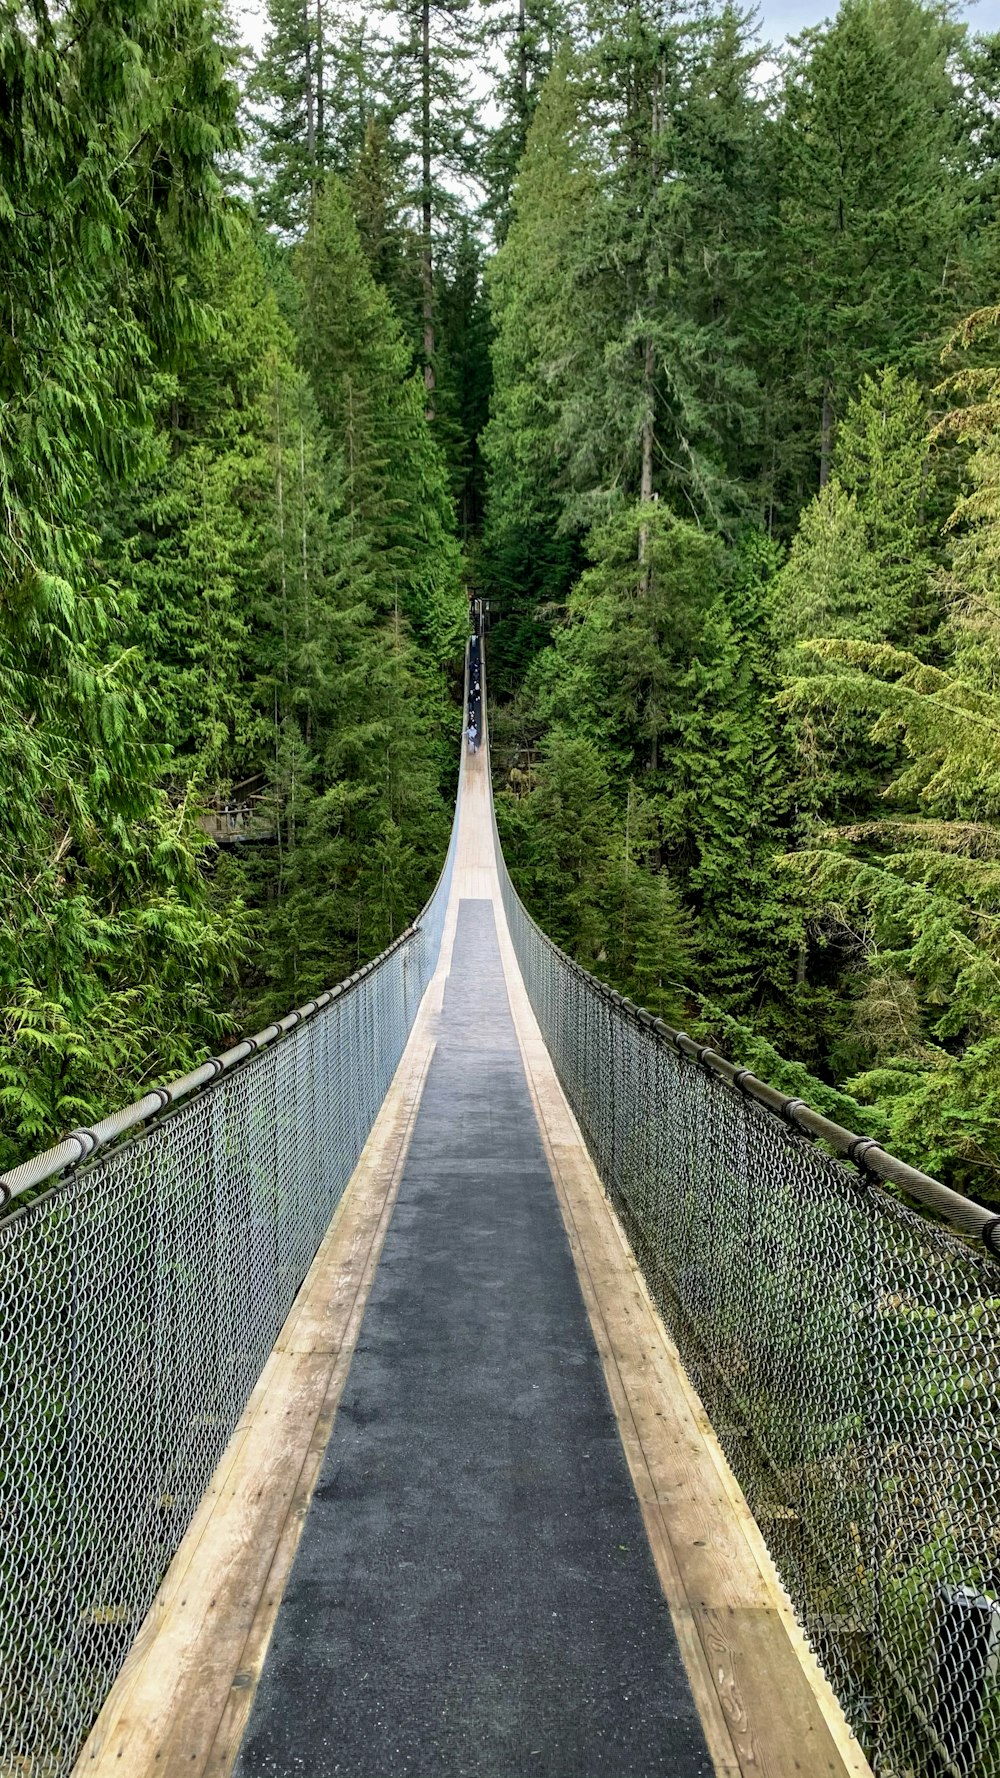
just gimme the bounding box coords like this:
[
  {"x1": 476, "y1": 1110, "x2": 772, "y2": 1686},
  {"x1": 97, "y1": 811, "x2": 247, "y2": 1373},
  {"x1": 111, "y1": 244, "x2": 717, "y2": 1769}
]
[{"x1": 75, "y1": 747, "x2": 870, "y2": 1778}]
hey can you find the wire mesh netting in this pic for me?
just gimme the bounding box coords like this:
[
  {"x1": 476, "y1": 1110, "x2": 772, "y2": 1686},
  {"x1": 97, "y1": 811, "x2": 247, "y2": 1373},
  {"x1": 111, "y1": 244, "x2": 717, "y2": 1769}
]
[
  {"x1": 497, "y1": 843, "x2": 1000, "y2": 1778},
  {"x1": 0, "y1": 817, "x2": 456, "y2": 1778}
]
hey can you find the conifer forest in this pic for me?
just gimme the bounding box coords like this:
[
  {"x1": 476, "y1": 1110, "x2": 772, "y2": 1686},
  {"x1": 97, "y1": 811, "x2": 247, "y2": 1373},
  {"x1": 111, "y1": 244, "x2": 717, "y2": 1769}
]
[{"x1": 3, "y1": 0, "x2": 1000, "y2": 1217}]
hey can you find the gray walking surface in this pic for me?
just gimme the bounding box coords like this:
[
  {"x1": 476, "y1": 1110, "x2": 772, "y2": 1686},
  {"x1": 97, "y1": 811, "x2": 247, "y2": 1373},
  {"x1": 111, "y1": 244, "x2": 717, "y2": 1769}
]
[{"x1": 234, "y1": 900, "x2": 712, "y2": 1778}]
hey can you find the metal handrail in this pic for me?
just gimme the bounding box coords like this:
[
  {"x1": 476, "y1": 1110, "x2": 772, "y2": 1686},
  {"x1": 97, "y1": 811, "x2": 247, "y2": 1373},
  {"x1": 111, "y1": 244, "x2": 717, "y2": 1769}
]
[
  {"x1": 7, "y1": 622, "x2": 998, "y2": 1259},
  {"x1": 482, "y1": 659, "x2": 1000, "y2": 1258},
  {"x1": 0, "y1": 637, "x2": 482, "y2": 1212},
  {"x1": 505, "y1": 903, "x2": 1000, "y2": 1254},
  {"x1": 0, "y1": 925, "x2": 422, "y2": 1208}
]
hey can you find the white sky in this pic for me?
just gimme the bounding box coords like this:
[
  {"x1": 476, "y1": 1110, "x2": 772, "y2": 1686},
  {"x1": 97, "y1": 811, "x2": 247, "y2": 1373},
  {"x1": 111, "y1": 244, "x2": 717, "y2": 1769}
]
[
  {"x1": 236, "y1": 0, "x2": 999, "y2": 54},
  {"x1": 763, "y1": 0, "x2": 994, "y2": 32}
]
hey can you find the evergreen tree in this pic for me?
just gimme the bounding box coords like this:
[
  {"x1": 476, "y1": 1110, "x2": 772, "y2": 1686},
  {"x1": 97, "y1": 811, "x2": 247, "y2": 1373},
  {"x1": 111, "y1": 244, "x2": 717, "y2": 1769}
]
[
  {"x1": 525, "y1": 503, "x2": 723, "y2": 776},
  {"x1": 482, "y1": 3, "x2": 772, "y2": 699},
  {"x1": 770, "y1": 371, "x2": 940, "y2": 817},
  {"x1": 350, "y1": 115, "x2": 418, "y2": 316},
  {"x1": 101, "y1": 226, "x2": 286, "y2": 784},
  {"x1": 0, "y1": 0, "x2": 248, "y2": 1162},
  {"x1": 103, "y1": 206, "x2": 458, "y2": 1021},
  {"x1": 774, "y1": 311, "x2": 1000, "y2": 1199},
  {"x1": 557, "y1": 0, "x2": 766, "y2": 534},
  {"x1": 435, "y1": 223, "x2": 494, "y2": 536},
  {"x1": 673, "y1": 539, "x2": 798, "y2": 1024},
  {"x1": 481, "y1": 53, "x2": 596, "y2": 690},
  {"x1": 518, "y1": 509, "x2": 795, "y2": 1008},
  {"x1": 835, "y1": 368, "x2": 943, "y2": 638},
  {"x1": 482, "y1": 0, "x2": 567, "y2": 239},
  {"x1": 7, "y1": 0, "x2": 999, "y2": 1208},
  {"x1": 248, "y1": 0, "x2": 328, "y2": 232},
  {"x1": 770, "y1": 0, "x2": 971, "y2": 505},
  {"x1": 496, "y1": 731, "x2": 692, "y2": 1018},
  {"x1": 249, "y1": 0, "x2": 405, "y2": 236},
  {"x1": 296, "y1": 176, "x2": 467, "y2": 664},
  {"x1": 385, "y1": 0, "x2": 482, "y2": 409}
]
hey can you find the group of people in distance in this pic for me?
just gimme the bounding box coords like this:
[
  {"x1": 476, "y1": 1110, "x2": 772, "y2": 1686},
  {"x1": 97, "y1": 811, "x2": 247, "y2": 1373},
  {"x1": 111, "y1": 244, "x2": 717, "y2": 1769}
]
[{"x1": 466, "y1": 636, "x2": 482, "y2": 754}]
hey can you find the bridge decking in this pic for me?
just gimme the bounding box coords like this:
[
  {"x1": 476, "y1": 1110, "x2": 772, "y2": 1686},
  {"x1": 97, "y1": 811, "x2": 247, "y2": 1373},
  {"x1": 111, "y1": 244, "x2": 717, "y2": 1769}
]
[
  {"x1": 234, "y1": 893, "x2": 711, "y2": 1777},
  {"x1": 74, "y1": 749, "x2": 870, "y2": 1778}
]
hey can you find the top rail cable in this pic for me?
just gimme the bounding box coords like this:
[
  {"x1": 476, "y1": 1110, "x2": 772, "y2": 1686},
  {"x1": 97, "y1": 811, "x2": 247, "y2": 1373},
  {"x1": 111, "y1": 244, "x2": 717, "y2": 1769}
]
[
  {"x1": 2, "y1": 629, "x2": 999, "y2": 1778},
  {"x1": 0, "y1": 730, "x2": 463, "y2": 1778},
  {"x1": 486, "y1": 638, "x2": 1000, "y2": 1778}
]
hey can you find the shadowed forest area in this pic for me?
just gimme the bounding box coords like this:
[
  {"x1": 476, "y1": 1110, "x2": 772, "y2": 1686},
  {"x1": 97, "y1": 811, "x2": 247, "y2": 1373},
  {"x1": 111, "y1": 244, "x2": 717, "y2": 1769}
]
[{"x1": 3, "y1": 0, "x2": 1000, "y2": 1211}]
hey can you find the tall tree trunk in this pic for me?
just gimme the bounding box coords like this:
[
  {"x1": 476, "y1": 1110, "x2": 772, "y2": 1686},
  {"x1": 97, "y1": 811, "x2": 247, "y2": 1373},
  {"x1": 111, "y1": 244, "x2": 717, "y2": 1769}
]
[
  {"x1": 638, "y1": 56, "x2": 663, "y2": 585},
  {"x1": 622, "y1": 783, "x2": 632, "y2": 949},
  {"x1": 302, "y1": 0, "x2": 316, "y2": 199},
  {"x1": 820, "y1": 381, "x2": 834, "y2": 488},
  {"x1": 640, "y1": 344, "x2": 655, "y2": 506},
  {"x1": 274, "y1": 378, "x2": 289, "y2": 690},
  {"x1": 638, "y1": 333, "x2": 655, "y2": 577},
  {"x1": 421, "y1": 0, "x2": 435, "y2": 417},
  {"x1": 315, "y1": 0, "x2": 324, "y2": 171},
  {"x1": 298, "y1": 418, "x2": 312, "y2": 745},
  {"x1": 345, "y1": 377, "x2": 356, "y2": 535},
  {"x1": 517, "y1": 0, "x2": 527, "y2": 113}
]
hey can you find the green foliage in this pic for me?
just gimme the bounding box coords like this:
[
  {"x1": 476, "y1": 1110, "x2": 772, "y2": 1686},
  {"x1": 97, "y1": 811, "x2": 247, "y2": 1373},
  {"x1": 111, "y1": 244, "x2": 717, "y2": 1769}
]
[
  {"x1": 434, "y1": 223, "x2": 494, "y2": 535},
  {"x1": 773, "y1": 318, "x2": 1000, "y2": 1202},
  {"x1": 248, "y1": 0, "x2": 404, "y2": 236},
  {"x1": 0, "y1": 0, "x2": 248, "y2": 1166},
  {"x1": 496, "y1": 508, "x2": 799, "y2": 1038},
  {"x1": 386, "y1": 0, "x2": 482, "y2": 228},
  {"x1": 483, "y1": 3, "x2": 770, "y2": 577},
  {"x1": 690, "y1": 1005, "x2": 881, "y2": 1135},
  {"x1": 772, "y1": 372, "x2": 939, "y2": 652},
  {"x1": 0, "y1": 14, "x2": 463, "y2": 1172},
  {"x1": 766, "y1": 0, "x2": 972, "y2": 504},
  {"x1": 6, "y1": 0, "x2": 1000, "y2": 1225},
  {"x1": 557, "y1": 0, "x2": 764, "y2": 530},
  {"x1": 482, "y1": 0, "x2": 567, "y2": 240},
  {"x1": 496, "y1": 731, "x2": 692, "y2": 1019},
  {"x1": 482, "y1": 0, "x2": 1000, "y2": 1206},
  {"x1": 481, "y1": 52, "x2": 595, "y2": 690},
  {"x1": 103, "y1": 200, "x2": 460, "y2": 1024},
  {"x1": 296, "y1": 176, "x2": 467, "y2": 665}
]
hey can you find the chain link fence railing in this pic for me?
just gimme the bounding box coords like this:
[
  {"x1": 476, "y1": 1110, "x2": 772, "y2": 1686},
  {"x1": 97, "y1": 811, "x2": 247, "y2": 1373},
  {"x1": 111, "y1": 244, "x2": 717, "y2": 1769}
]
[
  {"x1": 5, "y1": 609, "x2": 1000, "y2": 1778},
  {"x1": 0, "y1": 796, "x2": 457, "y2": 1778},
  {"x1": 495, "y1": 808, "x2": 1000, "y2": 1778}
]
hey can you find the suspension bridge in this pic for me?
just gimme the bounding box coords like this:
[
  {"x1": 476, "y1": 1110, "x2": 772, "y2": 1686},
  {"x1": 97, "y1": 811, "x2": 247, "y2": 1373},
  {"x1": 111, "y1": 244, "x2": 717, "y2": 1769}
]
[{"x1": 1, "y1": 634, "x2": 998, "y2": 1778}]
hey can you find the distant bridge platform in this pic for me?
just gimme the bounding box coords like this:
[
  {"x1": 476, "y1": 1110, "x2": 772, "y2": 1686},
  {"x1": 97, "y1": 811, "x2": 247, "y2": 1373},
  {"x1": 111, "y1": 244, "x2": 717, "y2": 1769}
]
[{"x1": 72, "y1": 748, "x2": 867, "y2": 1778}]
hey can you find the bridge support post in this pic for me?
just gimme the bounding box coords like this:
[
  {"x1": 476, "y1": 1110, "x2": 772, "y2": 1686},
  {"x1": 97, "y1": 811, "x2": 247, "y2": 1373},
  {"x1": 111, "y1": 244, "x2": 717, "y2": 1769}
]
[{"x1": 930, "y1": 1583, "x2": 1000, "y2": 1776}]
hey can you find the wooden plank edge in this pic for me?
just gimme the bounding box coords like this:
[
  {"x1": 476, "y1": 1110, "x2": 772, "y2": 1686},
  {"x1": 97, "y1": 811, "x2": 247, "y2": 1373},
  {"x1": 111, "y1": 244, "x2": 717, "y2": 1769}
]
[
  {"x1": 201, "y1": 1034, "x2": 437, "y2": 1777},
  {"x1": 71, "y1": 990, "x2": 440, "y2": 1778},
  {"x1": 598, "y1": 1164, "x2": 876, "y2": 1778},
  {"x1": 489, "y1": 883, "x2": 874, "y2": 1778}
]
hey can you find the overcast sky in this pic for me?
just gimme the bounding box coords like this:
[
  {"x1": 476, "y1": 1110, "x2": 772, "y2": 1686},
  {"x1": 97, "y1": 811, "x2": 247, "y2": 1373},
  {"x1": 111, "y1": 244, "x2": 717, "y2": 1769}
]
[
  {"x1": 237, "y1": 0, "x2": 1000, "y2": 54},
  {"x1": 762, "y1": 0, "x2": 996, "y2": 33}
]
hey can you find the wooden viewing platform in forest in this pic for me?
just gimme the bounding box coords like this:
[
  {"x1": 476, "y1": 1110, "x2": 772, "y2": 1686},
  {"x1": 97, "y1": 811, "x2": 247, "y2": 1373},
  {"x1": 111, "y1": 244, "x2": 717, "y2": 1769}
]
[{"x1": 194, "y1": 781, "x2": 276, "y2": 847}]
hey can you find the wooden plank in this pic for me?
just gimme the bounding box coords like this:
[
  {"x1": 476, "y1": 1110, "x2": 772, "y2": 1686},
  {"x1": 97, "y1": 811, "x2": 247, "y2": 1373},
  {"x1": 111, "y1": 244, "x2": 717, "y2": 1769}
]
[
  {"x1": 694, "y1": 1605, "x2": 853, "y2": 1778},
  {"x1": 204, "y1": 768, "x2": 538, "y2": 1775},
  {"x1": 537, "y1": 1154, "x2": 746, "y2": 1772},
  {"x1": 561, "y1": 1197, "x2": 772, "y2": 1611},
  {"x1": 489, "y1": 868, "x2": 874, "y2": 1778},
  {"x1": 201, "y1": 1333, "x2": 354, "y2": 1778},
  {"x1": 73, "y1": 971, "x2": 443, "y2": 1778}
]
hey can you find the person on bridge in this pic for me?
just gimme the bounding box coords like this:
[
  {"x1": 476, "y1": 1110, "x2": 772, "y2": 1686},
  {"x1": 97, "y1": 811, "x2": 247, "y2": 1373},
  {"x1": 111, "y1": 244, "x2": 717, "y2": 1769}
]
[{"x1": 467, "y1": 721, "x2": 478, "y2": 754}]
